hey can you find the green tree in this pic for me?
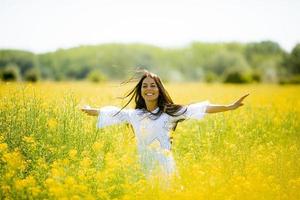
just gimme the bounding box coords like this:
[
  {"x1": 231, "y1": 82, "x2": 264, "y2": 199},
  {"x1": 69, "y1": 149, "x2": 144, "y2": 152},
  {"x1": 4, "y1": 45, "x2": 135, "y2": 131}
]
[
  {"x1": 0, "y1": 63, "x2": 21, "y2": 81},
  {"x1": 223, "y1": 69, "x2": 252, "y2": 83},
  {"x1": 87, "y1": 69, "x2": 107, "y2": 83},
  {"x1": 24, "y1": 68, "x2": 41, "y2": 82},
  {"x1": 204, "y1": 51, "x2": 250, "y2": 76},
  {"x1": 286, "y1": 43, "x2": 300, "y2": 74},
  {"x1": 0, "y1": 50, "x2": 38, "y2": 76}
]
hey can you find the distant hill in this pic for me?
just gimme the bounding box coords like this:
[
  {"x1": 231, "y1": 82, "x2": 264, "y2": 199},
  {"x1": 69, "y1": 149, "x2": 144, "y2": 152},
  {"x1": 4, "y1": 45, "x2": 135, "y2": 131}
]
[{"x1": 1, "y1": 41, "x2": 299, "y2": 84}]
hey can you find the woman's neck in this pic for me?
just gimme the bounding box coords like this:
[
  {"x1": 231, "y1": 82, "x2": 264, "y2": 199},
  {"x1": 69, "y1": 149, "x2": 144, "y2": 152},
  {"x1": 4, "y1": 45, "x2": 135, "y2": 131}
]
[{"x1": 145, "y1": 101, "x2": 158, "y2": 112}]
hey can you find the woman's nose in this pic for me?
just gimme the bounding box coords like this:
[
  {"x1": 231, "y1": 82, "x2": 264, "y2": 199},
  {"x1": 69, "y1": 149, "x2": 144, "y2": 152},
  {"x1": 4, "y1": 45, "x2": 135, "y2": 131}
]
[{"x1": 146, "y1": 88, "x2": 156, "y2": 92}]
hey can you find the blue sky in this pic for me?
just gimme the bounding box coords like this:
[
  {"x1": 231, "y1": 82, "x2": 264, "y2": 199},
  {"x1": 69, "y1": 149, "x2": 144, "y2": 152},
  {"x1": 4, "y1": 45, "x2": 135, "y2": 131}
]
[{"x1": 1, "y1": 0, "x2": 299, "y2": 53}]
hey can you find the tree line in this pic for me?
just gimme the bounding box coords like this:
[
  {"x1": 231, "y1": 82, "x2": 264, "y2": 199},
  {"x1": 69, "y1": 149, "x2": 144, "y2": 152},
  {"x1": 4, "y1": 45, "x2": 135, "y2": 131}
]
[{"x1": 0, "y1": 41, "x2": 299, "y2": 83}]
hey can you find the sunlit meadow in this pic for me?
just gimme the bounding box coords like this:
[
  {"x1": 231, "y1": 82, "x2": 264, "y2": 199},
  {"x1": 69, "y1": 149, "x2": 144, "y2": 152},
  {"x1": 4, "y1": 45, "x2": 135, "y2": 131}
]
[{"x1": 0, "y1": 82, "x2": 299, "y2": 199}]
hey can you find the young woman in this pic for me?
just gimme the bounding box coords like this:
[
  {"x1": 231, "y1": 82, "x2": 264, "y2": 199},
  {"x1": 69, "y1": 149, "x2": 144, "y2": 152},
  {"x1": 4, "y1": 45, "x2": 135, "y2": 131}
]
[{"x1": 81, "y1": 70, "x2": 249, "y2": 180}]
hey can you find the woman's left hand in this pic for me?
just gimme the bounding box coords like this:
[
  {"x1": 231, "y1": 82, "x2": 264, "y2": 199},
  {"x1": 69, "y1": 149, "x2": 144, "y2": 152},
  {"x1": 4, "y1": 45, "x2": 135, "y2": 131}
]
[{"x1": 229, "y1": 94, "x2": 250, "y2": 110}]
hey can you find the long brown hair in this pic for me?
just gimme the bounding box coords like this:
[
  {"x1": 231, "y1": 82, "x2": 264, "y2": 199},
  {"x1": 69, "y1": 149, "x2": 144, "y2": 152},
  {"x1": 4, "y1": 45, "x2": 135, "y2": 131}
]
[{"x1": 117, "y1": 69, "x2": 186, "y2": 130}]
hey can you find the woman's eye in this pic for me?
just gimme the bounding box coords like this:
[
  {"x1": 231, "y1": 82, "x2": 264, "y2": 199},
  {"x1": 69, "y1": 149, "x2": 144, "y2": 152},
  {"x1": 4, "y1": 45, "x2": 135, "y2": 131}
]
[{"x1": 151, "y1": 85, "x2": 156, "y2": 88}]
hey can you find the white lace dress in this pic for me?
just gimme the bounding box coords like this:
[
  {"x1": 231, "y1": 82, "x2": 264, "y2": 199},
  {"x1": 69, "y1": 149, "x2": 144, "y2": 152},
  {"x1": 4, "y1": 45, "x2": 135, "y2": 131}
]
[{"x1": 96, "y1": 101, "x2": 210, "y2": 178}]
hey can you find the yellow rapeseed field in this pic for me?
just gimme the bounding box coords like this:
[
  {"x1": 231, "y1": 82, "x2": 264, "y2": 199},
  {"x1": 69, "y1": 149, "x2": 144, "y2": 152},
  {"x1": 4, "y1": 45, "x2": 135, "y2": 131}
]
[{"x1": 0, "y1": 82, "x2": 299, "y2": 199}]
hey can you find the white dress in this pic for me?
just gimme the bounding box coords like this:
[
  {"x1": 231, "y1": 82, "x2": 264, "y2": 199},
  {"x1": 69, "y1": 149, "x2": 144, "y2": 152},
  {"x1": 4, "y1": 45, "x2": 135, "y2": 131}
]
[{"x1": 96, "y1": 101, "x2": 210, "y2": 178}]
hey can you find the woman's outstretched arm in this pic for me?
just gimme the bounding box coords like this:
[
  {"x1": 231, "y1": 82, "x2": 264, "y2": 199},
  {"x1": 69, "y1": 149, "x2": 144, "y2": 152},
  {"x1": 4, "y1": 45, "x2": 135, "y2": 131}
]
[
  {"x1": 81, "y1": 105, "x2": 99, "y2": 116},
  {"x1": 205, "y1": 94, "x2": 249, "y2": 114}
]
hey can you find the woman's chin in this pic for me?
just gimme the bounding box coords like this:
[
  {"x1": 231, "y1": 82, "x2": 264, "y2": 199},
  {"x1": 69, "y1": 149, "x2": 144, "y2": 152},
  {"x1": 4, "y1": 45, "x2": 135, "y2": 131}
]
[{"x1": 144, "y1": 97, "x2": 158, "y2": 102}]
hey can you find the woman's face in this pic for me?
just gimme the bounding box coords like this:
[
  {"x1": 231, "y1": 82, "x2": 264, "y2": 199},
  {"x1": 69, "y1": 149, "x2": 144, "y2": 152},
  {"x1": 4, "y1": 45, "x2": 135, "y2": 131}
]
[{"x1": 141, "y1": 76, "x2": 159, "y2": 103}]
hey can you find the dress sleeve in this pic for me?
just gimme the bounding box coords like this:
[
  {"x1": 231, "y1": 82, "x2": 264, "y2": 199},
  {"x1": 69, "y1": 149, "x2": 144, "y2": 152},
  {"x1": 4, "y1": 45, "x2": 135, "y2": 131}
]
[
  {"x1": 171, "y1": 100, "x2": 210, "y2": 122},
  {"x1": 184, "y1": 100, "x2": 210, "y2": 120},
  {"x1": 96, "y1": 106, "x2": 134, "y2": 129}
]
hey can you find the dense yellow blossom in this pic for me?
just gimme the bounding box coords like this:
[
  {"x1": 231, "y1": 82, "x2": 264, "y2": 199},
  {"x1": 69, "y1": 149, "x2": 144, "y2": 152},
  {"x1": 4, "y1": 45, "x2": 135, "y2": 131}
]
[
  {"x1": 0, "y1": 142, "x2": 8, "y2": 152},
  {"x1": 0, "y1": 82, "x2": 299, "y2": 199},
  {"x1": 69, "y1": 149, "x2": 77, "y2": 160},
  {"x1": 47, "y1": 118, "x2": 58, "y2": 129},
  {"x1": 2, "y1": 150, "x2": 26, "y2": 171}
]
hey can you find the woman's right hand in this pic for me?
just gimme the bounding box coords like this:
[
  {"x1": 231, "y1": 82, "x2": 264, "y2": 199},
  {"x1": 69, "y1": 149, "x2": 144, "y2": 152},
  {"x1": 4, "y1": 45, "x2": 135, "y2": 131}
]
[{"x1": 80, "y1": 105, "x2": 99, "y2": 116}]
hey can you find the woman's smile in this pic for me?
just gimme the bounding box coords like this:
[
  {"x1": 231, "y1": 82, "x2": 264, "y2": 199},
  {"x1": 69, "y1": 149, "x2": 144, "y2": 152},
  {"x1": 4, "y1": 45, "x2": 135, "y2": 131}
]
[{"x1": 145, "y1": 92, "x2": 154, "y2": 96}]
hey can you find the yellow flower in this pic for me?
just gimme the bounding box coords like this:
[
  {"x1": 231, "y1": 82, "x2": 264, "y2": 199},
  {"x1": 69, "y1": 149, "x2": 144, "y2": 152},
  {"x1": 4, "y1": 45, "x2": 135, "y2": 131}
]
[
  {"x1": 70, "y1": 195, "x2": 81, "y2": 200},
  {"x1": 61, "y1": 158, "x2": 70, "y2": 165},
  {"x1": 80, "y1": 157, "x2": 91, "y2": 168},
  {"x1": 37, "y1": 158, "x2": 48, "y2": 169},
  {"x1": 15, "y1": 180, "x2": 26, "y2": 190},
  {"x1": 0, "y1": 135, "x2": 4, "y2": 142},
  {"x1": 2, "y1": 150, "x2": 26, "y2": 170},
  {"x1": 45, "y1": 178, "x2": 55, "y2": 187},
  {"x1": 289, "y1": 145, "x2": 297, "y2": 152},
  {"x1": 4, "y1": 170, "x2": 15, "y2": 180},
  {"x1": 51, "y1": 167, "x2": 64, "y2": 177},
  {"x1": 69, "y1": 149, "x2": 77, "y2": 160},
  {"x1": 0, "y1": 142, "x2": 8, "y2": 152},
  {"x1": 47, "y1": 118, "x2": 58, "y2": 129},
  {"x1": 1, "y1": 185, "x2": 10, "y2": 194},
  {"x1": 75, "y1": 184, "x2": 88, "y2": 193},
  {"x1": 15, "y1": 176, "x2": 36, "y2": 190},
  {"x1": 92, "y1": 141, "x2": 103, "y2": 152},
  {"x1": 22, "y1": 136, "x2": 35, "y2": 144},
  {"x1": 30, "y1": 187, "x2": 41, "y2": 197},
  {"x1": 22, "y1": 136, "x2": 37, "y2": 150},
  {"x1": 64, "y1": 176, "x2": 76, "y2": 186},
  {"x1": 49, "y1": 186, "x2": 64, "y2": 198}
]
